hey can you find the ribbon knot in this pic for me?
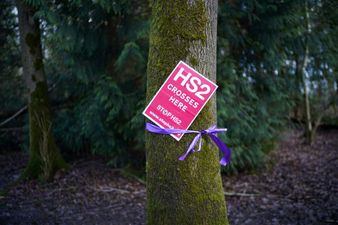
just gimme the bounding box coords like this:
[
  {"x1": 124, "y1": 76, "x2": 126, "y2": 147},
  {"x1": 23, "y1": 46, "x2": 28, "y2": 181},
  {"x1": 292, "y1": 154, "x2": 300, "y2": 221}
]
[{"x1": 145, "y1": 123, "x2": 231, "y2": 166}]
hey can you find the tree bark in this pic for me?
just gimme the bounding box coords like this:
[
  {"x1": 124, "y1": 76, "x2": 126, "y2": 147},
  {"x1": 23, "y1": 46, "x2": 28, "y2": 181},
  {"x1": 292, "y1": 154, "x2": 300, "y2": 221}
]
[
  {"x1": 146, "y1": 0, "x2": 229, "y2": 224},
  {"x1": 16, "y1": 0, "x2": 67, "y2": 180},
  {"x1": 301, "y1": 50, "x2": 312, "y2": 143},
  {"x1": 295, "y1": 1, "x2": 313, "y2": 144},
  {"x1": 302, "y1": 1, "x2": 313, "y2": 144}
]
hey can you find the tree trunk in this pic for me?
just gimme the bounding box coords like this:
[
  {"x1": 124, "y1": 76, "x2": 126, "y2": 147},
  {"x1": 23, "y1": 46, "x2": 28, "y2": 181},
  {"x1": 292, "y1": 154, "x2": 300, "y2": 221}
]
[
  {"x1": 146, "y1": 0, "x2": 229, "y2": 224},
  {"x1": 16, "y1": 0, "x2": 67, "y2": 180},
  {"x1": 302, "y1": 1, "x2": 313, "y2": 144},
  {"x1": 301, "y1": 51, "x2": 312, "y2": 143},
  {"x1": 295, "y1": 1, "x2": 313, "y2": 144}
]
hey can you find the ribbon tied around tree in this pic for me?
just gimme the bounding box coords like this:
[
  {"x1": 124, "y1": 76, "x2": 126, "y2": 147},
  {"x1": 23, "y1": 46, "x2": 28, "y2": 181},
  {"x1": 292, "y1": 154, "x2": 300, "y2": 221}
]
[{"x1": 145, "y1": 123, "x2": 231, "y2": 166}]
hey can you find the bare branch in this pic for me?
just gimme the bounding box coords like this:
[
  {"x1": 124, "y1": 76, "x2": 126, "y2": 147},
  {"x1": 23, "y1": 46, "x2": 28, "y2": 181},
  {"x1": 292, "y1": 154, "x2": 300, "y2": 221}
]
[
  {"x1": 0, "y1": 80, "x2": 58, "y2": 128},
  {"x1": 0, "y1": 105, "x2": 27, "y2": 128}
]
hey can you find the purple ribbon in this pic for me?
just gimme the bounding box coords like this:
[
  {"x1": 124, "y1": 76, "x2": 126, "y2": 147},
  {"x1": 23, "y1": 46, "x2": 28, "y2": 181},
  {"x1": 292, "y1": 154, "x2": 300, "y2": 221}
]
[{"x1": 145, "y1": 123, "x2": 231, "y2": 166}]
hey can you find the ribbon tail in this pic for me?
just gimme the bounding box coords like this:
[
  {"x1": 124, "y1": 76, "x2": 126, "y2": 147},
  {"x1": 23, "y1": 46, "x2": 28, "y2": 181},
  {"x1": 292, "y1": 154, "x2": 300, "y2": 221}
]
[
  {"x1": 208, "y1": 134, "x2": 231, "y2": 166},
  {"x1": 179, "y1": 134, "x2": 201, "y2": 161}
]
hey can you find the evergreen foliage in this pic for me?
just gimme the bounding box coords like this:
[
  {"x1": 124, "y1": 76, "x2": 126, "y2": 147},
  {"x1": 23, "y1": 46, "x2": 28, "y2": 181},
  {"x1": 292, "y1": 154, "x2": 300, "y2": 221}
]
[
  {"x1": 217, "y1": 0, "x2": 337, "y2": 172},
  {"x1": 40, "y1": 0, "x2": 149, "y2": 167},
  {"x1": 217, "y1": 1, "x2": 296, "y2": 173},
  {"x1": 0, "y1": 1, "x2": 24, "y2": 113},
  {"x1": 0, "y1": 0, "x2": 336, "y2": 173},
  {"x1": 0, "y1": 0, "x2": 25, "y2": 148}
]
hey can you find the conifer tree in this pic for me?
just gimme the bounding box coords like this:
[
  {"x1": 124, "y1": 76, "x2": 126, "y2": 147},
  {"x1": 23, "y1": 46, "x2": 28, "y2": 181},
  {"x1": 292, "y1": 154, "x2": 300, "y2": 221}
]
[{"x1": 145, "y1": 0, "x2": 229, "y2": 224}]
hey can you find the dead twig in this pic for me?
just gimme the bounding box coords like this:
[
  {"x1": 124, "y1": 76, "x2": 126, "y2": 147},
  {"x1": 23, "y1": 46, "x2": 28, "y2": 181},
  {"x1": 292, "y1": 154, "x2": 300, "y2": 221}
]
[
  {"x1": 224, "y1": 191, "x2": 259, "y2": 197},
  {"x1": 0, "y1": 80, "x2": 58, "y2": 128},
  {"x1": 89, "y1": 186, "x2": 130, "y2": 194},
  {"x1": 0, "y1": 106, "x2": 27, "y2": 128}
]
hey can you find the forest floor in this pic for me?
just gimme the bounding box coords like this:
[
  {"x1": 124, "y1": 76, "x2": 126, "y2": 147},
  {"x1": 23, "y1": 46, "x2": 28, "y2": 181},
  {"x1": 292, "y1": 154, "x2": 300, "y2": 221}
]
[{"x1": 0, "y1": 128, "x2": 337, "y2": 225}]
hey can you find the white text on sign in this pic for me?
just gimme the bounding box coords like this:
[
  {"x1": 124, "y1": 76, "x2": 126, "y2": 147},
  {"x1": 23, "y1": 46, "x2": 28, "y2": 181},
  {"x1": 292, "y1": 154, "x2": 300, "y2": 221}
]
[{"x1": 173, "y1": 67, "x2": 211, "y2": 100}]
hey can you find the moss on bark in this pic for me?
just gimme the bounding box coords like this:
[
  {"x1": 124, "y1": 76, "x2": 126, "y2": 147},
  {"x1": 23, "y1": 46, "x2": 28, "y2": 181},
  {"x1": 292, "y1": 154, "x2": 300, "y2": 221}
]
[
  {"x1": 146, "y1": 0, "x2": 228, "y2": 224},
  {"x1": 16, "y1": 0, "x2": 68, "y2": 181},
  {"x1": 21, "y1": 82, "x2": 68, "y2": 180}
]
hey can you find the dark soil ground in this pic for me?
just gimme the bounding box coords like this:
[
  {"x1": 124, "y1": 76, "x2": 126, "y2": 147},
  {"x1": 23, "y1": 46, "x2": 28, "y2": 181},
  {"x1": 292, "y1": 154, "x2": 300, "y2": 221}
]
[
  {"x1": 224, "y1": 128, "x2": 338, "y2": 225},
  {"x1": 0, "y1": 128, "x2": 337, "y2": 225}
]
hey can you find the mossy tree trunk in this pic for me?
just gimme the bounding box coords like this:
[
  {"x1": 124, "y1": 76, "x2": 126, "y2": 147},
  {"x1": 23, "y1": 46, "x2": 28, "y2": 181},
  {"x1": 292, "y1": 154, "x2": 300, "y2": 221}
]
[
  {"x1": 16, "y1": 0, "x2": 67, "y2": 180},
  {"x1": 146, "y1": 0, "x2": 229, "y2": 224}
]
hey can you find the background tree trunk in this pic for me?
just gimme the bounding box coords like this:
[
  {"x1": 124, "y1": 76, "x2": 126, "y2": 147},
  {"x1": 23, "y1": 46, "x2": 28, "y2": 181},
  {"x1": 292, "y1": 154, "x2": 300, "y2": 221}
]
[
  {"x1": 302, "y1": 1, "x2": 313, "y2": 144},
  {"x1": 16, "y1": 0, "x2": 67, "y2": 180},
  {"x1": 146, "y1": 0, "x2": 229, "y2": 224}
]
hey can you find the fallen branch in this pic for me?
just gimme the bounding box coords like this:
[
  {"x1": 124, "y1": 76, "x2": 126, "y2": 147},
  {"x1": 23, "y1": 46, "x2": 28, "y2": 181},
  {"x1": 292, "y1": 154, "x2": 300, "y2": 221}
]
[
  {"x1": 224, "y1": 191, "x2": 259, "y2": 197},
  {"x1": 90, "y1": 186, "x2": 130, "y2": 194}
]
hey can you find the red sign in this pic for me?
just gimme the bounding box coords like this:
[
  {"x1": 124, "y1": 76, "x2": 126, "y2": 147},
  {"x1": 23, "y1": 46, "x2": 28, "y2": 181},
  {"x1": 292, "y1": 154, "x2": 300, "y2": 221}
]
[{"x1": 143, "y1": 61, "x2": 218, "y2": 141}]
